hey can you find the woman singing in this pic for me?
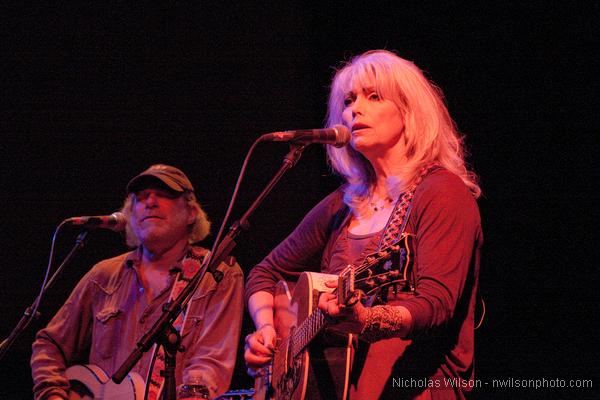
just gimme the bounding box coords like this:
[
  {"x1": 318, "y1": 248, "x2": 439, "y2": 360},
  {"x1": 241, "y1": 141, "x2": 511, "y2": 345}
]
[{"x1": 245, "y1": 49, "x2": 482, "y2": 400}]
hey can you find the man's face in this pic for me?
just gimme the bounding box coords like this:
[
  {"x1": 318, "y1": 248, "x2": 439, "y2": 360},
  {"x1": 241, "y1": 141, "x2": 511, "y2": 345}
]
[{"x1": 129, "y1": 187, "x2": 196, "y2": 249}]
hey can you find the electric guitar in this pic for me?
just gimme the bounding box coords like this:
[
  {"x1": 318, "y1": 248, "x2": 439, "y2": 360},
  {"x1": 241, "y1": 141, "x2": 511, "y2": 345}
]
[
  {"x1": 65, "y1": 364, "x2": 145, "y2": 400},
  {"x1": 254, "y1": 233, "x2": 415, "y2": 400}
]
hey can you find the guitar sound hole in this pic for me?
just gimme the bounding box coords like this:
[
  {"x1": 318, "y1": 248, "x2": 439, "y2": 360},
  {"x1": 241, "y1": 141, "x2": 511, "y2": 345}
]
[{"x1": 69, "y1": 380, "x2": 93, "y2": 399}]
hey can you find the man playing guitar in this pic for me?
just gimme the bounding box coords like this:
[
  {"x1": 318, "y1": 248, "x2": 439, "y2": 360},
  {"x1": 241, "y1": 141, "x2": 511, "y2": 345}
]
[{"x1": 31, "y1": 164, "x2": 244, "y2": 399}]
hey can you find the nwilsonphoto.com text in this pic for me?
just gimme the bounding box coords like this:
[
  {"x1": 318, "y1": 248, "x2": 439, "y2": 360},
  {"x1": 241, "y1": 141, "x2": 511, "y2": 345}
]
[{"x1": 392, "y1": 377, "x2": 594, "y2": 390}]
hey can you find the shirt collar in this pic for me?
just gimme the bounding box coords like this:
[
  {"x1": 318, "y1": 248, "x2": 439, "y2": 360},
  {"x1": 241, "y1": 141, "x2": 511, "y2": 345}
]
[{"x1": 124, "y1": 244, "x2": 194, "y2": 274}]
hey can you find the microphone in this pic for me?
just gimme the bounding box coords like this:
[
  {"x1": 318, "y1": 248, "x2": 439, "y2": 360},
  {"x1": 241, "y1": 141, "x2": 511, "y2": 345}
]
[
  {"x1": 64, "y1": 212, "x2": 126, "y2": 232},
  {"x1": 260, "y1": 124, "x2": 350, "y2": 147}
]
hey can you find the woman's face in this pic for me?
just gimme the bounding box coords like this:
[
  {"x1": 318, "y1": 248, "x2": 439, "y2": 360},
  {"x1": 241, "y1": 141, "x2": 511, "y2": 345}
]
[{"x1": 341, "y1": 84, "x2": 405, "y2": 157}]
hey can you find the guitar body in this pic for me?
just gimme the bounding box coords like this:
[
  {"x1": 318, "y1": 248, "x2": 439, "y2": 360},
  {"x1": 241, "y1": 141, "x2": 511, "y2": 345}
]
[
  {"x1": 65, "y1": 364, "x2": 145, "y2": 400},
  {"x1": 255, "y1": 272, "x2": 352, "y2": 400}
]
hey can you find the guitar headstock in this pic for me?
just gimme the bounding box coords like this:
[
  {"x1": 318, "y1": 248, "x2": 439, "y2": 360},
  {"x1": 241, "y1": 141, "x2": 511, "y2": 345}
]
[{"x1": 345, "y1": 233, "x2": 415, "y2": 301}]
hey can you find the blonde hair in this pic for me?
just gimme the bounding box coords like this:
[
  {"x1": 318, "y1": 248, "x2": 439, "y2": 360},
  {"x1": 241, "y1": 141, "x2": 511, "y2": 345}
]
[
  {"x1": 120, "y1": 191, "x2": 211, "y2": 248},
  {"x1": 326, "y1": 50, "x2": 481, "y2": 204}
]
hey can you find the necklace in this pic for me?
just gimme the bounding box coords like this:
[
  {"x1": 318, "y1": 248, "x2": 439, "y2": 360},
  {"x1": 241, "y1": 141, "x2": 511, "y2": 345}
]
[{"x1": 369, "y1": 196, "x2": 394, "y2": 212}]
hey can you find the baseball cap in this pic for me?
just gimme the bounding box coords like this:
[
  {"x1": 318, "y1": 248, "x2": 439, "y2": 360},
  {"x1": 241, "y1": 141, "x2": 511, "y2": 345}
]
[{"x1": 126, "y1": 164, "x2": 195, "y2": 193}]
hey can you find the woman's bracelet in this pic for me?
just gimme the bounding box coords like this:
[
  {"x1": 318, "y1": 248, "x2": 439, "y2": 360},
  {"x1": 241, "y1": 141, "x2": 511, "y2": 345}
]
[{"x1": 360, "y1": 305, "x2": 403, "y2": 343}]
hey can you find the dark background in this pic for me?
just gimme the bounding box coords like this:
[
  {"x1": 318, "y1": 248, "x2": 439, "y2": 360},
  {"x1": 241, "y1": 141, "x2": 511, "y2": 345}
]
[{"x1": 1, "y1": 3, "x2": 598, "y2": 399}]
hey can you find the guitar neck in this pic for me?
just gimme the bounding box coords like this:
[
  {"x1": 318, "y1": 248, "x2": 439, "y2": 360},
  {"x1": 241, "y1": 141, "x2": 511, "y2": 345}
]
[
  {"x1": 289, "y1": 307, "x2": 326, "y2": 359},
  {"x1": 286, "y1": 267, "x2": 356, "y2": 359}
]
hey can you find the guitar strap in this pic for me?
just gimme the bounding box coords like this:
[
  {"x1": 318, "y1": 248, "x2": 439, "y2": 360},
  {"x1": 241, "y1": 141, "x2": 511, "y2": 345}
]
[
  {"x1": 144, "y1": 248, "x2": 207, "y2": 400},
  {"x1": 377, "y1": 163, "x2": 439, "y2": 249}
]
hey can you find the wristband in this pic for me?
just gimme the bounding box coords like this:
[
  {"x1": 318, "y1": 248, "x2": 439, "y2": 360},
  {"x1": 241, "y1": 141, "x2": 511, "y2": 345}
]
[{"x1": 360, "y1": 305, "x2": 403, "y2": 343}]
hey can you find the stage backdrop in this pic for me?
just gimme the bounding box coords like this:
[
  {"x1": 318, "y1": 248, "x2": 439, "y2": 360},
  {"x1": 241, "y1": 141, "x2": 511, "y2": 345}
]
[{"x1": 1, "y1": 3, "x2": 597, "y2": 399}]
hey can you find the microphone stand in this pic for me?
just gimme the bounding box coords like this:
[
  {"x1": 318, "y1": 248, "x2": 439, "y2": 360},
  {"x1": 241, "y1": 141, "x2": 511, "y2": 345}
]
[
  {"x1": 113, "y1": 144, "x2": 306, "y2": 400},
  {"x1": 0, "y1": 231, "x2": 89, "y2": 361}
]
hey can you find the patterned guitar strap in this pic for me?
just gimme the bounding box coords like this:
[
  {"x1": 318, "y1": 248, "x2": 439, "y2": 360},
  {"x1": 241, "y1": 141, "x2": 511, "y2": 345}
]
[
  {"x1": 377, "y1": 163, "x2": 439, "y2": 255},
  {"x1": 144, "y1": 248, "x2": 208, "y2": 400}
]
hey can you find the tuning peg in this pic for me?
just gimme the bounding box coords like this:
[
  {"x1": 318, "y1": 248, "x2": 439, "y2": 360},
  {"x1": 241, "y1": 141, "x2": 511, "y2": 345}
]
[{"x1": 388, "y1": 270, "x2": 400, "y2": 278}]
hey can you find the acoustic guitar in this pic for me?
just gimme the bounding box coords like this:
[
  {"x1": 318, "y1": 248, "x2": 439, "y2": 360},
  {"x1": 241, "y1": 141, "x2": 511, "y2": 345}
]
[
  {"x1": 65, "y1": 364, "x2": 145, "y2": 400},
  {"x1": 254, "y1": 233, "x2": 415, "y2": 400}
]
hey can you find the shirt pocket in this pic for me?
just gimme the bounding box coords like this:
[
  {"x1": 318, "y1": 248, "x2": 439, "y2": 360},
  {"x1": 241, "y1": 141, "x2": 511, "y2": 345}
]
[
  {"x1": 94, "y1": 306, "x2": 123, "y2": 359},
  {"x1": 182, "y1": 288, "x2": 216, "y2": 338}
]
